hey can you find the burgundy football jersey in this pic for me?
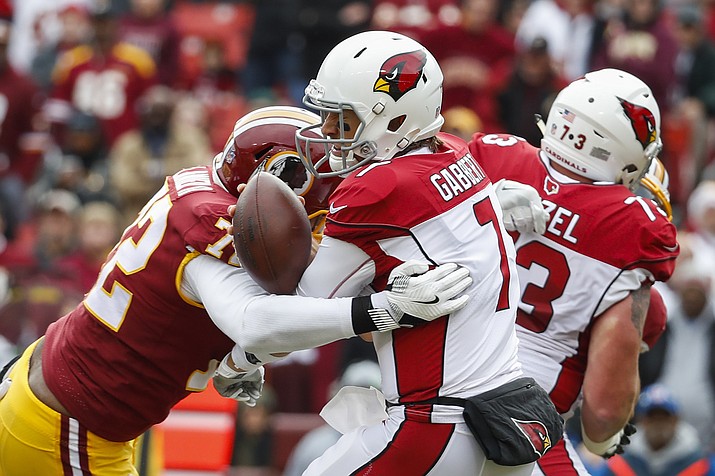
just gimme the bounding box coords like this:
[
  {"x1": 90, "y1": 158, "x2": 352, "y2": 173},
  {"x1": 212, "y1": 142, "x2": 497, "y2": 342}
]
[
  {"x1": 47, "y1": 43, "x2": 157, "y2": 146},
  {"x1": 468, "y1": 132, "x2": 678, "y2": 414},
  {"x1": 42, "y1": 166, "x2": 238, "y2": 441}
]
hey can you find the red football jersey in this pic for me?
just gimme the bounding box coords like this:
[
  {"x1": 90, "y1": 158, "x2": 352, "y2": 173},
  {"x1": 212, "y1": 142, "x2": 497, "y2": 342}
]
[
  {"x1": 468, "y1": 132, "x2": 678, "y2": 414},
  {"x1": 42, "y1": 166, "x2": 238, "y2": 441}
]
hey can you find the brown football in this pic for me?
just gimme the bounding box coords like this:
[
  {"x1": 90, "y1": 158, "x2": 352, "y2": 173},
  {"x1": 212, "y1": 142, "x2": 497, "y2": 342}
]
[{"x1": 233, "y1": 172, "x2": 312, "y2": 294}]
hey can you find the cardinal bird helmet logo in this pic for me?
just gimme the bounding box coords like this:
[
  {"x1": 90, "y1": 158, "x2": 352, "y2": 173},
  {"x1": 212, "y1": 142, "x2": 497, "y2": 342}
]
[
  {"x1": 618, "y1": 98, "x2": 658, "y2": 150},
  {"x1": 373, "y1": 50, "x2": 427, "y2": 102}
]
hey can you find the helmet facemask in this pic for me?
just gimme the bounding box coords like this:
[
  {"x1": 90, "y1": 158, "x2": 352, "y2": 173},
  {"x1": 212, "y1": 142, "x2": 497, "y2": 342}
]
[{"x1": 297, "y1": 87, "x2": 376, "y2": 178}]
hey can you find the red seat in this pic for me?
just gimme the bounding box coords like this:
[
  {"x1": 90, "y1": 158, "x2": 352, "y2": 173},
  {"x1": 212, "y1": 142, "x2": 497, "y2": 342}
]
[{"x1": 159, "y1": 382, "x2": 238, "y2": 471}]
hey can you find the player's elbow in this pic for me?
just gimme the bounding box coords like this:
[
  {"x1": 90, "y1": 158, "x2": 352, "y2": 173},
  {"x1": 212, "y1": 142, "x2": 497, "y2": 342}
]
[
  {"x1": 587, "y1": 404, "x2": 632, "y2": 428},
  {"x1": 233, "y1": 296, "x2": 289, "y2": 356},
  {"x1": 582, "y1": 391, "x2": 637, "y2": 440},
  {"x1": 234, "y1": 322, "x2": 272, "y2": 356}
]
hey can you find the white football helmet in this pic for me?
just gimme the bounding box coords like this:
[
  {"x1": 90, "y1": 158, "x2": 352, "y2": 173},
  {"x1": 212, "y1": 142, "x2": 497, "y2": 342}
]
[
  {"x1": 541, "y1": 68, "x2": 663, "y2": 191},
  {"x1": 296, "y1": 30, "x2": 444, "y2": 178}
]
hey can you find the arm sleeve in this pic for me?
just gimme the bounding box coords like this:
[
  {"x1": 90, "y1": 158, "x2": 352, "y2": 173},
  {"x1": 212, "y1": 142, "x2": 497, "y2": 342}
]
[
  {"x1": 182, "y1": 254, "x2": 357, "y2": 355},
  {"x1": 297, "y1": 235, "x2": 376, "y2": 298}
]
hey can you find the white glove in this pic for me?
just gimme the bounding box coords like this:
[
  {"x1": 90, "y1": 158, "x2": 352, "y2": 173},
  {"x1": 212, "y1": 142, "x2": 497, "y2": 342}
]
[
  {"x1": 582, "y1": 423, "x2": 637, "y2": 458},
  {"x1": 384, "y1": 260, "x2": 472, "y2": 323},
  {"x1": 494, "y1": 179, "x2": 549, "y2": 235},
  {"x1": 213, "y1": 354, "x2": 265, "y2": 406}
]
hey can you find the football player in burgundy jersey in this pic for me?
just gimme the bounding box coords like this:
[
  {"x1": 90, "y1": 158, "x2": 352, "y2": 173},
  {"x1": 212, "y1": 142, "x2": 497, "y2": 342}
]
[
  {"x1": 0, "y1": 106, "x2": 471, "y2": 475},
  {"x1": 293, "y1": 31, "x2": 558, "y2": 476},
  {"x1": 467, "y1": 69, "x2": 680, "y2": 475}
]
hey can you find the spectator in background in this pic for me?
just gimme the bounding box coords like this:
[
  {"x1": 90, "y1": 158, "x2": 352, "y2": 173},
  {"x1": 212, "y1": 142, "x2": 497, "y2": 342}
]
[
  {"x1": 0, "y1": 189, "x2": 81, "y2": 276},
  {"x1": 109, "y1": 85, "x2": 210, "y2": 226},
  {"x1": 640, "y1": 255, "x2": 715, "y2": 453},
  {"x1": 118, "y1": 0, "x2": 180, "y2": 87},
  {"x1": 298, "y1": 0, "x2": 373, "y2": 81},
  {"x1": 283, "y1": 360, "x2": 382, "y2": 476},
  {"x1": 419, "y1": 0, "x2": 515, "y2": 132},
  {"x1": 56, "y1": 201, "x2": 123, "y2": 292},
  {"x1": 0, "y1": 10, "x2": 46, "y2": 242},
  {"x1": 669, "y1": 5, "x2": 715, "y2": 200},
  {"x1": 442, "y1": 105, "x2": 482, "y2": 141},
  {"x1": 241, "y1": 0, "x2": 306, "y2": 106},
  {"x1": 594, "y1": 384, "x2": 711, "y2": 476},
  {"x1": 0, "y1": 270, "x2": 82, "y2": 368},
  {"x1": 27, "y1": 110, "x2": 114, "y2": 209},
  {"x1": 370, "y1": 0, "x2": 461, "y2": 38},
  {"x1": 515, "y1": 0, "x2": 597, "y2": 82},
  {"x1": 591, "y1": 0, "x2": 678, "y2": 114},
  {"x1": 230, "y1": 385, "x2": 278, "y2": 471},
  {"x1": 30, "y1": 4, "x2": 92, "y2": 92},
  {"x1": 189, "y1": 39, "x2": 248, "y2": 152},
  {"x1": 684, "y1": 180, "x2": 715, "y2": 286},
  {"x1": 497, "y1": 0, "x2": 530, "y2": 35},
  {"x1": 43, "y1": 0, "x2": 158, "y2": 148},
  {"x1": 7, "y1": 0, "x2": 93, "y2": 74},
  {"x1": 497, "y1": 36, "x2": 568, "y2": 146}
]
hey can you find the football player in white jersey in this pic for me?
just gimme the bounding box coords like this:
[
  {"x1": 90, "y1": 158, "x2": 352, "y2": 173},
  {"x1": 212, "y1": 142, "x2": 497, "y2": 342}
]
[
  {"x1": 468, "y1": 69, "x2": 680, "y2": 475},
  {"x1": 287, "y1": 30, "x2": 561, "y2": 476}
]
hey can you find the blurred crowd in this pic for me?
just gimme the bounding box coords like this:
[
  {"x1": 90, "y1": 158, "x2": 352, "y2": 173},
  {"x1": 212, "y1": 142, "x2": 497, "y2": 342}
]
[{"x1": 1, "y1": 0, "x2": 715, "y2": 473}]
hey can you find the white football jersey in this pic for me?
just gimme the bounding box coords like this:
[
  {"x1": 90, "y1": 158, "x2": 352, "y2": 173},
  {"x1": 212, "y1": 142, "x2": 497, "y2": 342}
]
[{"x1": 299, "y1": 133, "x2": 523, "y2": 422}]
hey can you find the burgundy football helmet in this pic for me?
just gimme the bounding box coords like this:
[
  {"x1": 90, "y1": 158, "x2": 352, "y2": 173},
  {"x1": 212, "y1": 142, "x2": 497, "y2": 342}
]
[{"x1": 213, "y1": 106, "x2": 341, "y2": 235}]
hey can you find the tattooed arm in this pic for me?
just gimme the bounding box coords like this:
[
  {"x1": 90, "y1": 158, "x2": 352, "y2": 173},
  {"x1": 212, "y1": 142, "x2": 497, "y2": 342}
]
[{"x1": 581, "y1": 284, "x2": 650, "y2": 444}]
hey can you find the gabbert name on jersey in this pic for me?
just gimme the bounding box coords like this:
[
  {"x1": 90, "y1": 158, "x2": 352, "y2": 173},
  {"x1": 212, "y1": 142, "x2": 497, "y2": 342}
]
[{"x1": 430, "y1": 153, "x2": 486, "y2": 202}]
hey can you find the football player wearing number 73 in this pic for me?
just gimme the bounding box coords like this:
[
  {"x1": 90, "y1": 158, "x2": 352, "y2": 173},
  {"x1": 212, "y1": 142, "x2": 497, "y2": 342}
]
[
  {"x1": 0, "y1": 105, "x2": 472, "y2": 475},
  {"x1": 468, "y1": 69, "x2": 680, "y2": 474}
]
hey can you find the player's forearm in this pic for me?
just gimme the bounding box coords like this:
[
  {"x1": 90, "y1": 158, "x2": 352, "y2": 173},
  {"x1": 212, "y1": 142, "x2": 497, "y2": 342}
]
[
  {"x1": 235, "y1": 293, "x2": 357, "y2": 354},
  {"x1": 580, "y1": 388, "x2": 637, "y2": 442},
  {"x1": 581, "y1": 289, "x2": 647, "y2": 441},
  {"x1": 184, "y1": 255, "x2": 393, "y2": 355}
]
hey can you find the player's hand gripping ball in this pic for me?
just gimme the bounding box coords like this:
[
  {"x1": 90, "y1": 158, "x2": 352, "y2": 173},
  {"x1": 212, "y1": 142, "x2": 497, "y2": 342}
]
[{"x1": 233, "y1": 172, "x2": 312, "y2": 294}]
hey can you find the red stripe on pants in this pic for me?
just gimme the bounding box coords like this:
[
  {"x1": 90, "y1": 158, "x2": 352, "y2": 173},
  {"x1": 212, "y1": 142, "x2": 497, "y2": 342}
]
[
  {"x1": 353, "y1": 419, "x2": 455, "y2": 475},
  {"x1": 60, "y1": 415, "x2": 73, "y2": 476},
  {"x1": 536, "y1": 437, "x2": 581, "y2": 475},
  {"x1": 60, "y1": 415, "x2": 92, "y2": 475}
]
